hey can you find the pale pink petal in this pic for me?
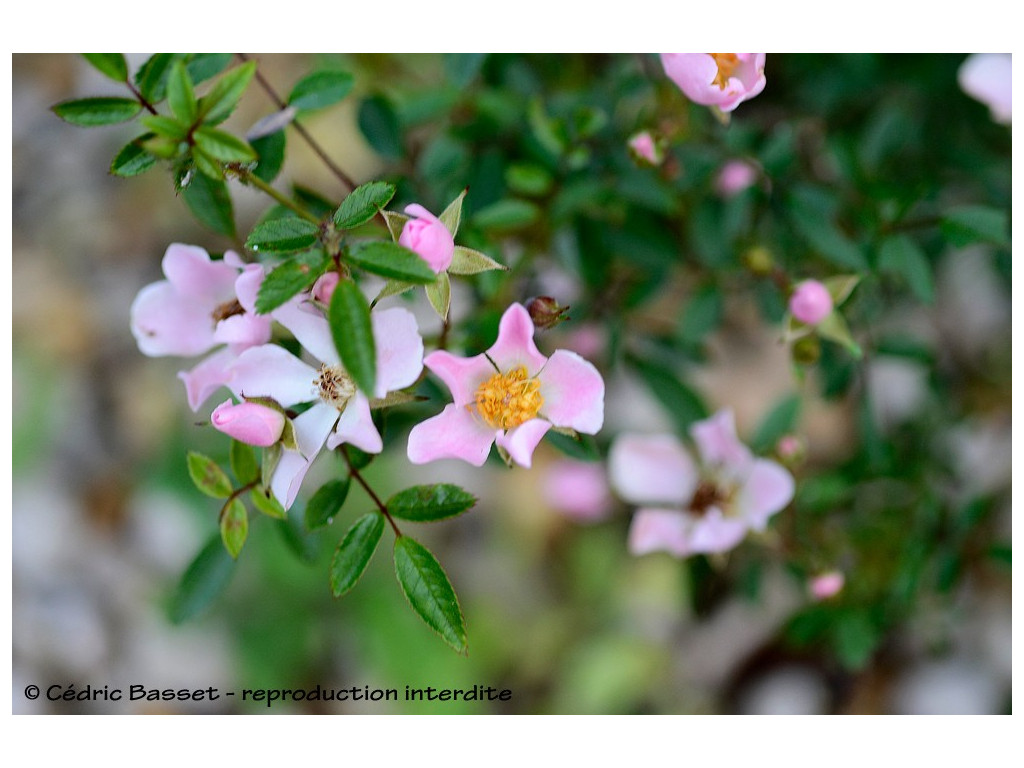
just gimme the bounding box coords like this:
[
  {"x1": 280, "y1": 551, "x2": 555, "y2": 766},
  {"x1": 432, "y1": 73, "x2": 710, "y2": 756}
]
[
  {"x1": 400, "y1": 204, "x2": 454, "y2": 273},
  {"x1": 270, "y1": 449, "x2": 315, "y2": 511},
  {"x1": 214, "y1": 312, "x2": 273, "y2": 349},
  {"x1": 407, "y1": 404, "x2": 496, "y2": 466},
  {"x1": 372, "y1": 307, "x2": 423, "y2": 398},
  {"x1": 272, "y1": 295, "x2": 339, "y2": 366},
  {"x1": 661, "y1": 53, "x2": 721, "y2": 105},
  {"x1": 292, "y1": 402, "x2": 339, "y2": 457},
  {"x1": 609, "y1": 433, "x2": 698, "y2": 506},
  {"x1": 162, "y1": 243, "x2": 237, "y2": 300},
  {"x1": 222, "y1": 250, "x2": 246, "y2": 269},
  {"x1": 312, "y1": 272, "x2": 339, "y2": 305},
  {"x1": 494, "y1": 418, "x2": 551, "y2": 468},
  {"x1": 233, "y1": 263, "x2": 265, "y2": 314},
  {"x1": 543, "y1": 460, "x2": 613, "y2": 522},
  {"x1": 735, "y1": 458, "x2": 794, "y2": 531},
  {"x1": 538, "y1": 349, "x2": 604, "y2": 434},
  {"x1": 423, "y1": 350, "x2": 496, "y2": 407},
  {"x1": 686, "y1": 508, "x2": 749, "y2": 554},
  {"x1": 210, "y1": 399, "x2": 284, "y2": 447},
  {"x1": 627, "y1": 509, "x2": 693, "y2": 556},
  {"x1": 958, "y1": 53, "x2": 1012, "y2": 125},
  {"x1": 690, "y1": 409, "x2": 752, "y2": 471},
  {"x1": 131, "y1": 280, "x2": 217, "y2": 357},
  {"x1": 809, "y1": 571, "x2": 845, "y2": 600},
  {"x1": 486, "y1": 303, "x2": 548, "y2": 376},
  {"x1": 227, "y1": 344, "x2": 317, "y2": 407},
  {"x1": 177, "y1": 347, "x2": 239, "y2": 412},
  {"x1": 326, "y1": 392, "x2": 382, "y2": 453}
]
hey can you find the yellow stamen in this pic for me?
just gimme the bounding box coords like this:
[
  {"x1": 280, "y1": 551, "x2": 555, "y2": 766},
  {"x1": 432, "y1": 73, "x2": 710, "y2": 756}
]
[
  {"x1": 472, "y1": 366, "x2": 544, "y2": 430},
  {"x1": 709, "y1": 53, "x2": 740, "y2": 90}
]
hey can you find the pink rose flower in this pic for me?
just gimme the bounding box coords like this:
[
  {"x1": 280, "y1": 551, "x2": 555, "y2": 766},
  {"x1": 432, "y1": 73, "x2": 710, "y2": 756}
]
[
  {"x1": 311, "y1": 271, "x2": 340, "y2": 305},
  {"x1": 408, "y1": 303, "x2": 604, "y2": 468},
  {"x1": 809, "y1": 571, "x2": 845, "y2": 600},
  {"x1": 399, "y1": 204, "x2": 455, "y2": 273},
  {"x1": 958, "y1": 53, "x2": 1011, "y2": 125},
  {"x1": 789, "y1": 280, "x2": 834, "y2": 325},
  {"x1": 210, "y1": 398, "x2": 285, "y2": 447},
  {"x1": 715, "y1": 159, "x2": 759, "y2": 197},
  {"x1": 130, "y1": 243, "x2": 271, "y2": 411},
  {"x1": 610, "y1": 409, "x2": 794, "y2": 558},
  {"x1": 628, "y1": 131, "x2": 662, "y2": 165},
  {"x1": 661, "y1": 53, "x2": 766, "y2": 112},
  {"x1": 227, "y1": 296, "x2": 423, "y2": 508},
  {"x1": 544, "y1": 460, "x2": 613, "y2": 522}
]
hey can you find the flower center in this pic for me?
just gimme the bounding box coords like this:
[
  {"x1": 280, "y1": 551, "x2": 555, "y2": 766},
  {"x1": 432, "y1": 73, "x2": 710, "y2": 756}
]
[
  {"x1": 690, "y1": 480, "x2": 730, "y2": 516},
  {"x1": 709, "y1": 53, "x2": 740, "y2": 90},
  {"x1": 211, "y1": 298, "x2": 244, "y2": 323},
  {"x1": 315, "y1": 364, "x2": 356, "y2": 410},
  {"x1": 473, "y1": 366, "x2": 544, "y2": 430}
]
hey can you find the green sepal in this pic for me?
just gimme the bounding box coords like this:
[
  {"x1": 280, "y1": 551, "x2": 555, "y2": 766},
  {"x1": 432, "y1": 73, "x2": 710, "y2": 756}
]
[
  {"x1": 246, "y1": 217, "x2": 319, "y2": 254},
  {"x1": 329, "y1": 280, "x2": 376, "y2": 396},
  {"x1": 438, "y1": 188, "x2": 468, "y2": 236},
  {"x1": 254, "y1": 249, "x2": 330, "y2": 314},
  {"x1": 448, "y1": 245, "x2": 506, "y2": 275},
  {"x1": 372, "y1": 278, "x2": 417, "y2": 305},
  {"x1": 382, "y1": 210, "x2": 409, "y2": 242},
  {"x1": 331, "y1": 512, "x2": 385, "y2": 597},
  {"x1": 81, "y1": 53, "x2": 128, "y2": 82},
  {"x1": 52, "y1": 97, "x2": 142, "y2": 127},
  {"x1": 386, "y1": 484, "x2": 477, "y2": 522},
  {"x1": 250, "y1": 486, "x2": 287, "y2": 519},
  {"x1": 425, "y1": 272, "x2": 451, "y2": 321},
  {"x1": 193, "y1": 126, "x2": 257, "y2": 163},
  {"x1": 261, "y1": 443, "x2": 282, "y2": 490},
  {"x1": 230, "y1": 440, "x2": 259, "y2": 485},
  {"x1": 166, "y1": 60, "x2": 197, "y2": 125},
  {"x1": 219, "y1": 497, "x2": 248, "y2": 559},
  {"x1": 370, "y1": 391, "x2": 424, "y2": 409},
  {"x1": 187, "y1": 451, "x2": 233, "y2": 499},
  {"x1": 822, "y1": 274, "x2": 862, "y2": 307},
  {"x1": 168, "y1": 534, "x2": 236, "y2": 624},
  {"x1": 346, "y1": 241, "x2": 436, "y2": 283},
  {"x1": 816, "y1": 311, "x2": 863, "y2": 358},
  {"x1": 333, "y1": 181, "x2": 396, "y2": 230},
  {"x1": 305, "y1": 477, "x2": 351, "y2": 530},
  {"x1": 110, "y1": 134, "x2": 158, "y2": 177},
  {"x1": 197, "y1": 60, "x2": 257, "y2": 126},
  {"x1": 288, "y1": 69, "x2": 355, "y2": 113},
  {"x1": 393, "y1": 536, "x2": 468, "y2": 654}
]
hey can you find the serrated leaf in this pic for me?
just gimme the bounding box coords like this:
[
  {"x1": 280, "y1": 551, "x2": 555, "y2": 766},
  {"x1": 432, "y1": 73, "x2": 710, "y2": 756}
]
[
  {"x1": 197, "y1": 60, "x2": 256, "y2": 126},
  {"x1": 817, "y1": 311, "x2": 863, "y2": 358},
  {"x1": 250, "y1": 129, "x2": 286, "y2": 183},
  {"x1": 438, "y1": 188, "x2": 468, "y2": 236},
  {"x1": 185, "y1": 53, "x2": 233, "y2": 85},
  {"x1": 387, "y1": 484, "x2": 477, "y2": 522},
  {"x1": 167, "y1": 61, "x2": 197, "y2": 124},
  {"x1": 181, "y1": 172, "x2": 236, "y2": 238},
  {"x1": 255, "y1": 249, "x2": 330, "y2": 314},
  {"x1": 230, "y1": 440, "x2": 259, "y2": 484},
  {"x1": 447, "y1": 246, "x2": 507, "y2": 275},
  {"x1": 193, "y1": 126, "x2": 256, "y2": 163},
  {"x1": 751, "y1": 394, "x2": 801, "y2": 453},
  {"x1": 305, "y1": 477, "x2": 351, "y2": 530},
  {"x1": 382, "y1": 210, "x2": 409, "y2": 242},
  {"x1": 331, "y1": 512, "x2": 385, "y2": 597},
  {"x1": 135, "y1": 53, "x2": 179, "y2": 104},
  {"x1": 250, "y1": 486, "x2": 287, "y2": 519},
  {"x1": 220, "y1": 497, "x2": 248, "y2": 559},
  {"x1": 473, "y1": 199, "x2": 540, "y2": 231},
  {"x1": 346, "y1": 241, "x2": 436, "y2": 283},
  {"x1": 110, "y1": 134, "x2": 158, "y2": 177},
  {"x1": 333, "y1": 181, "x2": 396, "y2": 230},
  {"x1": 246, "y1": 218, "x2": 319, "y2": 254},
  {"x1": 877, "y1": 236, "x2": 933, "y2": 303},
  {"x1": 52, "y1": 97, "x2": 142, "y2": 127},
  {"x1": 82, "y1": 53, "x2": 128, "y2": 82},
  {"x1": 393, "y1": 536, "x2": 467, "y2": 653},
  {"x1": 288, "y1": 69, "x2": 355, "y2": 112},
  {"x1": 187, "y1": 451, "x2": 233, "y2": 498},
  {"x1": 425, "y1": 272, "x2": 451, "y2": 321},
  {"x1": 358, "y1": 94, "x2": 403, "y2": 159},
  {"x1": 168, "y1": 534, "x2": 236, "y2": 624},
  {"x1": 941, "y1": 205, "x2": 1009, "y2": 248},
  {"x1": 329, "y1": 280, "x2": 376, "y2": 395}
]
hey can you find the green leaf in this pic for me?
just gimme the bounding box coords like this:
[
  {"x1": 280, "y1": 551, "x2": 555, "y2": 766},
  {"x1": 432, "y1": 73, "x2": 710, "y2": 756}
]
[
  {"x1": 505, "y1": 163, "x2": 554, "y2": 197},
  {"x1": 393, "y1": 536, "x2": 467, "y2": 654},
  {"x1": 254, "y1": 249, "x2": 330, "y2": 314},
  {"x1": 425, "y1": 272, "x2": 451, "y2": 321},
  {"x1": 877, "y1": 235, "x2": 934, "y2": 303},
  {"x1": 679, "y1": 283, "x2": 723, "y2": 343},
  {"x1": 448, "y1": 246, "x2": 506, "y2": 275},
  {"x1": 135, "y1": 53, "x2": 179, "y2": 104},
  {"x1": 167, "y1": 61, "x2": 197, "y2": 124},
  {"x1": 191, "y1": 148, "x2": 224, "y2": 180},
  {"x1": 544, "y1": 430, "x2": 601, "y2": 462},
  {"x1": 387, "y1": 484, "x2": 477, "y2": 522},
  {"x1": 140, "y1": 114, "x2": 189, "y2": 140},
  {"x1": 333, "y1": 181, "x2": 396, "y2": 230},
  {"x1": 168, "y1": 535, "x2": 236, "y2": 623},
  {"x1": 438, "y1": 188, "x2": 468, "y2": 236},
  {"x1": 329, "y1": 280, "x2": 376, "y2": 396},
  {"x1": 187, "y1": 451, "x2": 233, "y2": 498},
  {"x1": 330, "y1": 512, "x2": 385, "y2": 597},
  {"x1": 220, "y1": 497, "x2": 248, "y2": 559},
  {"x1": 473, "y1": 199, "x2": 540, "y2": 231},
  {"x1": 197, "y1": 60, "x2": 256, "y2": 126},
  {"x1": 833, "y1": 611, "x2": 880, "y2": 671},
  {"x1": 358, "y1": 94, "x2": 403, "y2": 159},
  {"x1": 82, "y1": 53, "x2": 128, "y2": 82},
  {"x1": 52, "y1": 97, "x2": 141, "y2": 127},
  {"x1": 246, "y1": 218, "x2": 319, "y2": 254},
  {"x1": 110, "y1": 134, "x2": 158, "y2": 177},
  {"x1": 251, "y1": 130, "x2": 286, "y2": 183},
  {"x1": 442, "y1": 53, "x2": 487, "y2": 88},
  {"x1": 193, "y1": 126, "x2": 257, "y2": 163},
  {"x1": 230, "y1": 440, "x2": 259, "y2": 485},
  {"x1": 185, "y1": 53, "x2": 233, "y2": 85},
  {"x1": 789, "y1": 197, "x2": 868, "y2": 271},
  {"x1": 305, "y1": 477, "x2": 351, "y2": 530},
  {"x1": 628, "y1": 357, "x2": 709, "y2": 433},
  {"x1": 181, "y1": 172, "x2": 236, "y2": 238},
  {"x1": 346, "y1": 241, "x2": 436, "y2": 283},
  {"x1": 940, "y1": 205, "x2": 1010, "y2": 248},
  {"x1": 288, "y1": 69, "x2": 355, "y2": 112},
  {"x1": 750, "y1": 394, "x2": 801, "y2": 453},
  {"x1": 250, "y1": 486, "x2": 287, "y2": 519}
]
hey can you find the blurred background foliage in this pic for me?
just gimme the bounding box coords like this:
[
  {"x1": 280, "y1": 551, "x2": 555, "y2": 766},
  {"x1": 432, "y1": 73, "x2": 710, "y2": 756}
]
[{"x1": 13, "y1": 53, "x2": 1011, "y2": 714}]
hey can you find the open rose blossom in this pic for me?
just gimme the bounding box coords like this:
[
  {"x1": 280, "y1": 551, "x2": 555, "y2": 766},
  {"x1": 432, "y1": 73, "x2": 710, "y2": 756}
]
[
  {"x1": 399, "y1": 204, "x2": 455, "y2": 273},
  {"x1": 130, "y1": 243, "x2": 271, "y2": 411},
  {"x1": 610, "y1": 409, "x2": 794, "y2": 558},
  {"x1": 661, "y1": 54, "x2": 766, "y2": 112},
  {"x1": 408, "y1": 302, "x2": 604, "y2": 468}
]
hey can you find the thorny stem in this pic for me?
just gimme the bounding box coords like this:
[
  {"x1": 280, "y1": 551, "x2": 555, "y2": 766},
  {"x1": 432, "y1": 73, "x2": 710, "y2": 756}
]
[
  {"x1": 233, "y1": 166, "x2": 320, "y2": 224},
  {"x1": 341, "y1": 445, "x2": 402, "y2": 537},
  {"x1": 236, "y1": 53, "x2": 359, "y2": 193}
]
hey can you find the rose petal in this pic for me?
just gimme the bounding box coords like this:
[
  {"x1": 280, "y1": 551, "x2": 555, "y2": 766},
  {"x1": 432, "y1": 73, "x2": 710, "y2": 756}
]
[
  {"x1": 690, "y1": 409, "x2": 752, "y2": 472},
  {"x1": 423, "y1": 350, "x2": 496, "y2": 407},
  {"x1": 407, "y1": 404, "x2": 495, "y2": 466},
  {"x1": 270, "y1": 449, "x2": 314, "y2": 511},
  {"x1": 627, "y1": 509, "x2": 692, "y2": 557},
  {"x1": 736, "y1": 458, "x2": 794, "y2": 530},
  {"x1": 609, "y1": 433, "x2": 697, "y2": 506},
  {"x1": 486, "y1": 303, "x2": 547, "y2": 376},
  {"x1": 228, "y1": 344, "x2": 317, "y2": 407},
  {"x1": 326, "y1": 392, "x2": 382, "y2": 453},
  {"x1": 177, "y1": 347, "x2": 239, "y2": 412},
  {"x1": 685, "y1": 508, "x2": 749, "y2": 554},
  {"x1": 494, "y1": 418, "x2": 551, "y2": 468},
  {"x1": 162, "y1": 243, "x2": 237, "y2": 300},
  {"x1": 543, "y1": 460, "x2": 612, "y2": 522},
  {"x1": 538, "y1": 349, "x2": 604, "y2": 434},
  {"x1": 131, "y1": 280, "x2": 217, "y2": 357},
  {"x1": 372, "y1": 307, "x2": 423, "y2": 398},
  {"x1": 272, "y1": 295, "x2": 338, "y2": 366}
]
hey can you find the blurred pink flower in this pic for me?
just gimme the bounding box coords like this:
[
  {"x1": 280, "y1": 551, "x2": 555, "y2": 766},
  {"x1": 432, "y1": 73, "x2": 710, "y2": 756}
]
[
  {"x1": 661, "y1": 53, "x2": 766, "y2": 112},
  {"x1": 809, "y1": 571, "x2": 845, "y2": 600},
  {"x1": 210, "y1": 398, "x2": 285, "y2": 447},
  {"x1": 408, "y1": 303, "x2": 604, "y2": 468},
  {"x1": 789, "y1": 280, "x2": 834, "y2": 325},
  {"x1": 311, "y1": 271, "x2": 340, "y2": 305},
  {"x1": 228, "y1": 297, "x2": 423, "y2": 508},
  {"x1": 958, "y1": 53, "x2": 1011, "y2": 125},
  {"x1": 628, "y1": 131, "x2": 662, "y2": 165},
  {"x1": 610, "y1": 409, "x2": 794, "y2": 558},
  {"x1": 544, "y1": 460, "x2": 613, "y2": 522},
  {"x1": 399, "y1": 203, "x2": 455, "y2": 273},
  {"x1": 715, "y1": 159, "x2": 759, "y2": 197}
]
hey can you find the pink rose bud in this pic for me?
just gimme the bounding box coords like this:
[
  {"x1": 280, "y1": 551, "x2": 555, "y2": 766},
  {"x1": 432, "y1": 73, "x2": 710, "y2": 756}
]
[
  {"x1": 809, "y1": 571, "x2": 845, "y2": 600},
  {"x1": 776, "y1": 434, "x2": 805, "y2": 460},
  {"x1": 628, "y1": 131, "x2": 662, "y2": 165},
  {"x1": 399, "y1": 204, "x2": 455, "y2": 273},
  {"x1": 312, "y1": 271, "x2": 340, "y2": 305},
  {"x1": 211, "y1": 398, "x2": 285, "y2": 447},
  {"x1": 715, "y1": 159, "x2": 758, "y2": 198},
  {"x1": 526, "y1": 295, "x2": 570, "y2": 330},
  {"x1": 789, "y1": 280, "x2": 834, "y2": 325}
]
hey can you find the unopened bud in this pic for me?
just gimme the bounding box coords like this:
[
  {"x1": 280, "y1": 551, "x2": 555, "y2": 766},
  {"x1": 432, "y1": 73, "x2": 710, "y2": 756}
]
[
  {"x1": 775, "y1": 433, "x2": 807, "y2": 467},
  {"x1": 789, "y1": 280, "x2": 834, "y2": 325},
  {"x1": 526, "y1": 296, "x2": 570, "y2": 330},
  {"x1": 743, "y1": 245, "x2": 774, "y2": 276},
  {"x1": 808, "y1": 571, "x2": 845, "y2": 600},
  {"x1": 211, "y1": 399, "x2": 285, "y2": 447}
]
